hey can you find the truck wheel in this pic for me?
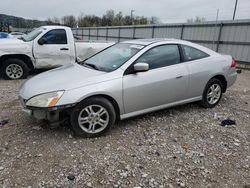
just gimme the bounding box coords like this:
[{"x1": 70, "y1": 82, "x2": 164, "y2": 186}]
[
  {"x1": 70, "y1": 97, "x2": 116, "y2": 138},
  {"x1": 1, "y1": 58, "x2": 29, "y2": 79}
]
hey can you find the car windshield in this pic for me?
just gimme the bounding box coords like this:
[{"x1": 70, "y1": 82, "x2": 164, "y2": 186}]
[
  {"x1": 82, "y1": 43, "x2": 144, "y2": 72},
  {"x1": 21, "y1": 27, "x2": 44, "y2": 42}
]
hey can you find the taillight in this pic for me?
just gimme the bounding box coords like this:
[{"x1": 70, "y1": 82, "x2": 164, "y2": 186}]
[{"x1": 231, "y1": 58, "x2": 236, "y2": 68}]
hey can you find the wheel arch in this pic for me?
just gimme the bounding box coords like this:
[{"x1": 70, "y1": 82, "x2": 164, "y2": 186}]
[
  {"x1": 210, "y1": 74, "x2": 227, "y2": 93},
  {"x1": 0, "y1": 54, "x2": 34, "y2": 70},
  {"x1": 81, "y1": 94, "x2": 121, "y2": 121}
]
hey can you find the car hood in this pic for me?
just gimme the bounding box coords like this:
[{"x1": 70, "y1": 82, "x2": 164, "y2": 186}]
[
  {"x1": 19, "y1": 63, "x2": 112, "y2": 100},
  {"x1": 0, "y1": 38, "x2": 31, "y2": 53},
  {"x1": 0, "y1": 38, "x2": 23, "y2": 45}
]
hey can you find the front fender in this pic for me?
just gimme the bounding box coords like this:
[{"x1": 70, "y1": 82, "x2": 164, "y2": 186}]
[
  {"x1": 57, "y1": 78, "x2": 124, "y2": 114},
  {"x1": 0, "y1": 40, "x2": 33, "y2": 59}
]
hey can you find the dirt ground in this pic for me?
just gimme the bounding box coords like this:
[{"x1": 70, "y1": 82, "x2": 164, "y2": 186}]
[{"x1": 0, "y1": 71, "x2": 249, "y2": 188}]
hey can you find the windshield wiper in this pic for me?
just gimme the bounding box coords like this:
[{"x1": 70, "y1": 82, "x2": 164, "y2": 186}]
[{"x1": 81, "y1": 62, "x2": 99, "y2": 70}]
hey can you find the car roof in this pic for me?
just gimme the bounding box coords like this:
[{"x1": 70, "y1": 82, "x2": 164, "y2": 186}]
[
  {"x1": 122, "y1": 38, "x2": 219, "y2": 56},
  {"x1": 122, "y1": 38, "x2": 182, "y2": 46},
  {"x1": 41, "y1": 25, "x2": 70, "y2": 30}
]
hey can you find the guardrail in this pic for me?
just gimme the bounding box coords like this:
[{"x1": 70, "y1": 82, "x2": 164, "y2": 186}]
[{"x1": 72, "y1": 19, "x2": 250, "y2": 65}]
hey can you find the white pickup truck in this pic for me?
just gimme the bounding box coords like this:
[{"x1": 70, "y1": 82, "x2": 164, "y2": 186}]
[{"x1": 0, "y1": 26, "x2": 114, "y2": 79}]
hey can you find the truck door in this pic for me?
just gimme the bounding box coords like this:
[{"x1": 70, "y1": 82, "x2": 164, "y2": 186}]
[{"x1": 33, "y1": 29, "x2": 73, "y2": 68}]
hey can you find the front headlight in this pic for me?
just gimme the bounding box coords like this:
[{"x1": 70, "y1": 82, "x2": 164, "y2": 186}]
[{"x1": 26, "y1": 91, "x2": 64, "y2": 107}]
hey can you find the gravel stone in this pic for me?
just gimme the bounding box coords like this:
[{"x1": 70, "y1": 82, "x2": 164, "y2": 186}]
[
  {"x1": 86, "y1": 182, "x2": 92, "y2": 187},
  {"x1": 142, "y1": 173, "x2": 148, "y2": 178},
  {"x1": 0, "y1": 71, "x2": 249, "y2": 187}
]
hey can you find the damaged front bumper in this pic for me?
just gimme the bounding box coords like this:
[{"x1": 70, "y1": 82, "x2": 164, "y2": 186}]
[{"x1": 20, "y1": 96, "x2": 75, "y2": 127}]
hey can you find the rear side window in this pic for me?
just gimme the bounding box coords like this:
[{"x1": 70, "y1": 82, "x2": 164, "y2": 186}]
[
  {"x1": 136, "y1": 45, "x2": 180, "y2": 70},
  {"x1": 182, "y1": 45, "x2": 209, "y2": 61},
  {"x1": 42, "y1": 29, "x2": 67, "y2": 44}
]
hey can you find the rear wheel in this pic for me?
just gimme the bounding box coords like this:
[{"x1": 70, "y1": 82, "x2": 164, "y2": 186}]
[
  {"x1": 1, "y1": 58, "x2": 29, "y2": 79},
  {"x1": 70, "y1": 97, "x2": 116, "y2": 137},
  {"x1": 200, "y1": 78, "x2": 223, "y2": 108}
]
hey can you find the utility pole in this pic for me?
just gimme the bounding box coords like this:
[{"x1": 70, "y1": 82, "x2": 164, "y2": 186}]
[
  {"x1": 130, "y1": 10, "x2": 134, "y2": 25},
  {"x1": 233, "y1": 0, "x2": 238, "y2": 20},
  {"x1": 213, "y1": 9, "x2": 220, "y2": 48},
  {"x1": 216, "y1": 8, "x2": 219, "y2": 22}
]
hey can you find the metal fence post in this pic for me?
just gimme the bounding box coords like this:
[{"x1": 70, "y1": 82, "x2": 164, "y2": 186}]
[
  {"x1": 216, "y1": 23, "x2": 223, "y2": 52},
  {"x1": 88, "y1": 28, "x2": 91, "y2": 40},
  {"x1": 96, "y1": 27, "x2": 99, "y2": 40},
  {"x1": 106, "y1": 27, "x2": 108, "y2": 41},
  {"x1": 152, "y1": 25, "x2": 155, "y2": 38},
  {"x1": 81, "y1": 28, "x2": 84, "y2": 39},
  {"x1": 132, "y1": 26, "x2": 136, "y2": 39},
  {"x1": 118, "y1": 27, "x2": 121, "y2": 42},
  {"x1": 180, "y1": 24, "x2": 185, "y2": 39}
]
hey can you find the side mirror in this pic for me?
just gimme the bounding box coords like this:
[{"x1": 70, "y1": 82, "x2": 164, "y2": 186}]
[
  {"x1": 133, "y1": 62, "x2": 149, "y2": 72},
  {"x1": 38, "y1": 37, "x2": 47, "y2": 45}
]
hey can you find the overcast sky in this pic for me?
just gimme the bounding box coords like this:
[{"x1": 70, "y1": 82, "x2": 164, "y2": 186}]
[{"x1": 1, "y1": 0, "x2": 250, "y2": 23}]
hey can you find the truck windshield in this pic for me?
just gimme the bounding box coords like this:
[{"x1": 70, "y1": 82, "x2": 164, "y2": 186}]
[
  {"x1": 21, "y1": 27, "x2": 44, "y2": 42},
  {"x1": 82, "y1": 43, "x2": 144, "y2": 72}
]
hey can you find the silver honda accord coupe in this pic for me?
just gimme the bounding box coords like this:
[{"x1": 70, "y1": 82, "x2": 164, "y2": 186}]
[{"x1": 19, "y1": 39, "x2": 237, "y2": 137}]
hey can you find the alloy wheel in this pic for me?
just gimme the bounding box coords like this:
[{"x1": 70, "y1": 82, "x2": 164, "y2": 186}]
[
  {"x1": 78, "y1": 105, "x2": 109, "y2": 134},
  {"x1": 206, "y1": 83, "x2": 221, "y2": 105}
]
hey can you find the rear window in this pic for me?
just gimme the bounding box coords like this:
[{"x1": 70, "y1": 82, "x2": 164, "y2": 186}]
[{"x1": 182, "y1": 45, "x2": 209, "y2": 61}]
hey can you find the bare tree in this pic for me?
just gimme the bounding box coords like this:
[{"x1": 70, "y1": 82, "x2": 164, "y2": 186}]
[
  {"x1": 101, "y1": 10, "x2": 115, "y2": 26},
  {"x1": 187, "y1": 16, "x2": 206, "y2": 23},
  {"x1": 47, "y1": 16, "x2": 60, "y2": 25},
  {"x1": 78, "y1": 13, "x2": 85, "y2": 27},
  {"x1": 61, "y1": 15, "x2": 77, "y2": 28},
  {"x1": 112, "y1": 11, "x2": 124, "y2": 26},
  {"x1": 149, "y1": 16, "x2": 160, "y2": 24}
]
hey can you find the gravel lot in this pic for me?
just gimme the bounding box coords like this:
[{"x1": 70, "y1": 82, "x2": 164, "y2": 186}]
[{"x1": 0, "y1": 70, "x2": 249, "y2": 188}]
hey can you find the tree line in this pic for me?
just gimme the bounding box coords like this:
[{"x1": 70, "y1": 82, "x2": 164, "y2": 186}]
[
  {"x1": 1, "y1": 11, "x2": 206, "y2": 30},
  {"x1": 0, "y1": 14, "x2": 49, "y2": 29},
  {"x1": 47, "y1": 10, "x2": 160, "y2": 27},
  {"x1": 1, "y1": 10, "x2": 160, "y2": 29}
]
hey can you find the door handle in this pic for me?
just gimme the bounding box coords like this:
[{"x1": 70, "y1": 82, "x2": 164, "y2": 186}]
[
  {"x1": 60, "y1": 48, "x2": 69, "y2": 51},
  {"x1": 176, "y1": 76, "x2": 183, "y2": 79}
]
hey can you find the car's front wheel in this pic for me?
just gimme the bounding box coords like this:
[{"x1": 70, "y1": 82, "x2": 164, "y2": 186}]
[
  {"x1": 70, "y1": 97, "x2": 116, "y2": 137},
  {"x1": 200, "y1": 78, "x2": 223, "y2": 108}
]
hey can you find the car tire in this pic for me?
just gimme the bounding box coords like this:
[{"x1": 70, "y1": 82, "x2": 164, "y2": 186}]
[
  {"x1": 70, "y1": 97, "x2": 116, "y2": 138},
  {"x1": 1, "y1": 58, "x2": 29, "y2": 80},
  {"x1": 200, "y1": 78, "x2": 223, "y2": 108}
]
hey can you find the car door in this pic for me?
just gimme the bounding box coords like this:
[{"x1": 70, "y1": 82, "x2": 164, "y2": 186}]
[
  {"x1": 123, "y1": 44, "x2": 189, "y2": 114},
  {"x1": 180, "y1": 45, "x2": 212, "y2": 98},
  {"x1": 33, "y1": 29, "x2": 72, "y2": 68}
]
